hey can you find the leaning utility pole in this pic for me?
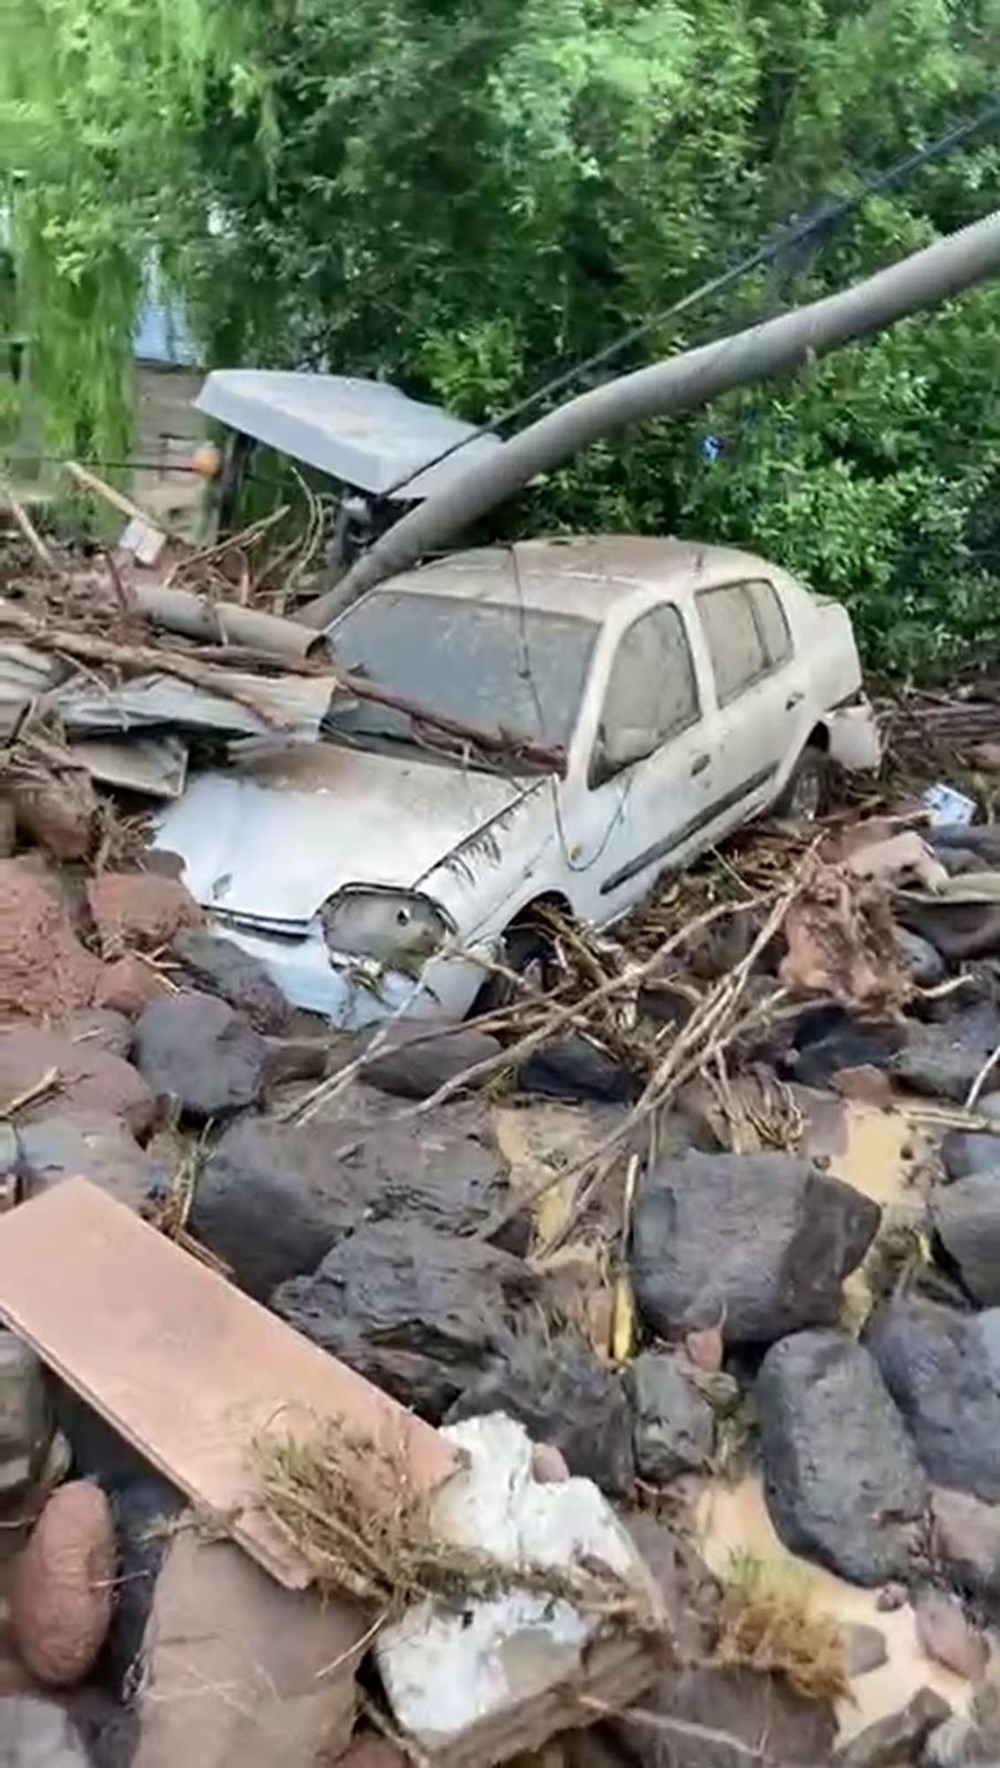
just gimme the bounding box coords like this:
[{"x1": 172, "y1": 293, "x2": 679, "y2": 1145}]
[{"x1": 299, "y1": 209, "x2": 1000, "y2": 628}]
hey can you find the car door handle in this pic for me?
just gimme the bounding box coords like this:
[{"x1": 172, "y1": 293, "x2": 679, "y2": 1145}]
[
  {"x1": 786, "y1": 691, "x2": 804, "y2": 710},
  {"x1": 690, "y1": 753, "x2": 711, "y2": 776}
]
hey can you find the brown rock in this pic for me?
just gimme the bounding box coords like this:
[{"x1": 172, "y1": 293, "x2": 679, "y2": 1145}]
[
  {"x1": 12, "y1": 1481, "x2": 115, "y2": 1688},
  {"x1": 132, "y1": 1527, "x2": 367, "y2": 1768},
  {"x1": 14, "y1": 775, "x2": 97, "y2": 864},
  {"x1": 531, "y1": 1442, "x2": 570, "y2": 1483},
  {"x1": 914, "y1": 1589, "x2": 988, "y2": 1681},
  {"x1": 338, "y1": 1737, "x2": 408, "y2": 1768},
  {"x1": 876, "y1": 1582, "x2": 907, "y2": 1612},
  {"x1": 832, "y1": 1066, "x2": 894, "y2": 1108},
  {"x1": 683, "y1": 1325, "x2": 724, "y2": 1373},
  {"x1": 970, "y1": 743, "x2": 1000, "y2": 774},
  {"x1": 87, "y1": 873, "x2": 202, "y2": 957},
  {"x1": 611, "y1": 1662, "x2": 836, "y2": 1768},
  {"x1": 0, "y1": 862, "x2": 102, "y2": 1021},
  {"x1": 94, "y1": 955, "x2": 171, "y2": 1018},
  {"x1": 0, "y1": 1027, "x2": 156, "y2": 1139},
  {"x1": 0, "y1": 798, "x2": 15, "y2": 859},
  {"x1": 932, "y1": 1486, "x2": 1000, "y2": 1598},
  {"x1": 843, "y1": 1622, "x2": 889, "y2": 1677}
]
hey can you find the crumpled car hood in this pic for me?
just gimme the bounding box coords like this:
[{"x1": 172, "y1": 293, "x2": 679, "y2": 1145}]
[{"x1": 154, "y1": 744, "x2": 536, "y2": 923}]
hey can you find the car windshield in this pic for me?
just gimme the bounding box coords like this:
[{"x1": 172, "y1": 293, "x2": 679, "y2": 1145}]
[{"x1": 326, "y1": 590, "x2": 598, "y2": 757}]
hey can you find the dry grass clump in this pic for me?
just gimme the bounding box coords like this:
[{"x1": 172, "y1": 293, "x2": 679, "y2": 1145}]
[
  {"x1": 255, "y1": 1421, "x2": 662, "y2": 1632},
  {"x1": 715, "y1": 1552, "x2": 849, "y2": 1705}
]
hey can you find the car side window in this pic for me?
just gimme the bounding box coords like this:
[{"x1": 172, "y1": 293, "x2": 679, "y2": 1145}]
[
  {"x1": 697, "y1": 581, "x2": 790, "y2": 705},
  {"x1": 592, "y1": 604, "x2": 699, "y2": 783},
  {"x1": 749, "y1": 579, "x2": 793, "y2": 667}
]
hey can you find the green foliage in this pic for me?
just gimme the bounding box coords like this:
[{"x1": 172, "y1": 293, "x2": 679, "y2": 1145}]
[{"x1": 1, "y1": 0, "x2": 999, "y2": 671}]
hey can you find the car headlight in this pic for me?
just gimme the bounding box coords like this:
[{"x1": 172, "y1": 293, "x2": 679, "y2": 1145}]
[{"x1": 319, "y1": 888, "x2": 454, "y2": 968}]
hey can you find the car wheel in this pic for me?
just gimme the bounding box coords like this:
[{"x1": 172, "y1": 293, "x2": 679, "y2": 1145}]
[
  {"x1": 472, "y1": 923, "x2": 552, "y2": 1017},
  {"x1": 773, "y1": 746, "x2": 828, "y2": 822}
]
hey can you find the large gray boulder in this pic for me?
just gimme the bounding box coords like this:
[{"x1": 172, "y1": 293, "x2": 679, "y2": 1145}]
[
  {"x1": 193, "y1": 1104, "x2": 521, "y2": 1299},
  {"x1": 866, "y1": 1299, "x2": 1000, "y2": 1502},
  {"x1": 630, "y1": 1152, "x2": 880, "y2": 1346},
  {"x1": 940, "y1": 1129, "x2": 1000, "y2": 1183},
  {"x1": 757, "y1": 1330, "x2": 927, "y2": 1585},
  {"x1": 16, "y1": 1112, "x2": 166, "y2": 1213},
  {"x1": 132, "y1": 991, "x2": 269, "y2": 1121},
  {"x1": 272, "y1": 1220, "x2": 535, "y2": 1419}
]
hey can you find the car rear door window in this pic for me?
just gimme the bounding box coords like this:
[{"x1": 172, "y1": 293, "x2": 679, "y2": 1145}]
[
  {"x1": 697, "y1": 584, "x2": 768, "y2": 705},
  {"x1": 600, "y1": 604, "x2": 699, "y2": 748},
  {"x1": 749, "y1": 579, "x2": 793, "y2": 667}
]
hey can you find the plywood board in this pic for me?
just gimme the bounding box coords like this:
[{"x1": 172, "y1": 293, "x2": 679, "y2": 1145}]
[{"x1": 0, "y1": 1178, "x2": 458, "y2": 1588}]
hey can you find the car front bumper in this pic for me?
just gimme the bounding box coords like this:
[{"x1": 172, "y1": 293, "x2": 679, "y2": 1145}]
[{"x1": 207, "y1": 916, "x2": 486, "y2": 1027}]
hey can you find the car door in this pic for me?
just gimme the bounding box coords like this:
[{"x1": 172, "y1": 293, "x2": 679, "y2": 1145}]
[
  {"x1": 566, "y1": 602, "x2": 720, "y2": 924},
  {"x1": 694, "y1": 578, "x2": 800, "y2": 824}
]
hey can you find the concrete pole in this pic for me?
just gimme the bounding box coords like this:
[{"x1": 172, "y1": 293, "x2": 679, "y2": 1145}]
[{"x1": 299, "y1": 209, "x2": 1000, "y2": 628}]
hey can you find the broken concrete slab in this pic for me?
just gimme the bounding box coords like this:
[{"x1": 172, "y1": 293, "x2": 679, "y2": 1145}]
[
  {"x1": 132, "y1": 991, "x2": 269, "y2": 1121},
  {"x1": 757, "y1": 1330, "x2": 927, "y2": 1585},
  {"x1": 0, "y1": 1180, "x2": 458, "y2": 1587},
  {"x1": 274, "y1": 1219, "x2": 536, "y2": 1419},
  {"x1": 446, "y1": 1330, "x2": 635, "y2": 1497},
  {"x1": 375, "y1": 1413, "x2": 666, "y2": 1768},
  {"x1": 131, "y1": 1526, "x2": 367, "y2": 1768},
  {"x1": 630, "y1": 1152, "x2": 879, "y2": 1346}
]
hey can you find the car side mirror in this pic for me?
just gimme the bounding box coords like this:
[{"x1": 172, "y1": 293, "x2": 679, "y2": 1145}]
[{"x1": 592, "y1": 723, "x2": 659, "y2": 784}]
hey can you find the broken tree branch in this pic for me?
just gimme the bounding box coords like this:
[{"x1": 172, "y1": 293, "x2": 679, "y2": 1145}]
[{"x1": 1, "y1": 481, "x2": 64, "y2": 580}]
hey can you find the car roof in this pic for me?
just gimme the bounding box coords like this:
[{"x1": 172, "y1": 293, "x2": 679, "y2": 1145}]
[{"x1": 367, "y1": 535, "x2": 784, "y2": 621}]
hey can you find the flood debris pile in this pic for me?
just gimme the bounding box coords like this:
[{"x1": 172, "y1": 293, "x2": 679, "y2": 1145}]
[{"x1": 8, "y1": 532, "x2": 1000, "y2": 1766}]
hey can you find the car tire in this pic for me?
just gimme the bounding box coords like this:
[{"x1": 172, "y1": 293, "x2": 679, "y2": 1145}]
[
  {"x1": 472, "y1": 923, "x2": 552, "y2": 1017},
  {"x1": 772, "y1": 745, "x2": 828, "y2": 822}
]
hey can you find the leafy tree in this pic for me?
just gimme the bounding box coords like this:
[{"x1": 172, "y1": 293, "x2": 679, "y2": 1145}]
[{"x1": 1, "y1": 0, "x2": 998, "y2": 669}]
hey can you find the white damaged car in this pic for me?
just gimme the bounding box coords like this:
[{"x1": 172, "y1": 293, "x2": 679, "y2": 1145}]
[{"x1": 155, "y1": 536, "x2": 880, "y2": 1026}]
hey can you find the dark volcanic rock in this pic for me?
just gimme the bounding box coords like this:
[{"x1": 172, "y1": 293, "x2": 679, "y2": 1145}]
[
  {"x1": 104, "y1": 1476, "x2": 183, "y2": 1700},
  {"x1": 610, "y1": 1663, "x2": 837, "y2": 1768},
  {"x1": 192, "y1": 1115, "x2": 371, "y2": 1298},
  {"x1": 891, "y1": 1005, "x2": 1000, "y2": 1104},
  {"x1": 757, "y1": 1330, "x2": 927, "y2": 1585},
  {"x1": 896, "y1": 929, "x2": 947, "y2": 988},
  {"x1": 132, "y1": 990, "x2": 269, "y2": 1121},
  {"x1": 16, "y1": 1112, "x2": 165, "y2": 1212},
  {"x1": 896, "y1": 893, "x2": 1000, "y2": 963},
  {"x1": 932, "y1": 1177, "x2": 1000, "y2": 1304},
  {"x1": 518, "y1": 1034, "x2": 637, "y2": 1104},
  {"x1": 171, "y1": 929, "x2": 291, "y2": 1034},
  {"x1": 940, "y1": 1129, "x2": 1000, "y2": 1183},
  {"x1": 789, "y1": 1010, "x2": 904, "y2": 1089},
  {"x1": 837, "y1": 1688, "x2": 952, "y2": 1768},
  {"x1": 628, "y1": 1351, "x2": 715, "y2": 1482},
  {"x1": 194, "y1": 1104, "x2": 522, "y2": 1299},
  {"x1": 272, "y1": 1220, "x2": 535, "y2": 1419},
  {"x1": 866, "y1": 1298, "x2": 1000, "y2": 1502},
  {"x1": 446, "y1": 1330, "x2": 635, "y2": 1497},
  {"x1": 630, "y1": 1152, "x2": 880, "y2": 1346},
  {"x1": 361, "y1": 1023, "x2": 501, "y2": 1101}
]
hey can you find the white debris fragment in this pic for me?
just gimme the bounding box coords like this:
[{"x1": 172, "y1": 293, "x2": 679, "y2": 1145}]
[{"x1": 375, "y1": 1412, "x2": 665, "y2": 1768}]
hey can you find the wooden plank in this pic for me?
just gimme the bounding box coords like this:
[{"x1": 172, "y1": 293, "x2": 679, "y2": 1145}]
[{"x1": 0, "y1": 1179, "x2": 458, "y2": 1589}]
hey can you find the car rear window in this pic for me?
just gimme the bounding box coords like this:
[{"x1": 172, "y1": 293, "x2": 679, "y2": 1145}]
[{"x1": 697, "y1": 584, "x2": 767, "y2": 704}]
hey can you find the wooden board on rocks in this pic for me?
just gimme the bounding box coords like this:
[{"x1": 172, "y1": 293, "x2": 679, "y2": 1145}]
[{"x1": 0, "y1": 1178, "x2": 458, "y2": 1589}]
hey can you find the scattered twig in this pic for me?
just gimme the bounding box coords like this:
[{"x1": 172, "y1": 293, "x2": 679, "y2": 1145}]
[
  {"x1": 967, "y1": 1041, "x2": 1000, "y2": 1111},
  {"x1": 0, "y1": 480, "x2": 64, "y2": 579},
  {"x1": 0, "y1": 1067, "x2": 60, "y2": 1120}
]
